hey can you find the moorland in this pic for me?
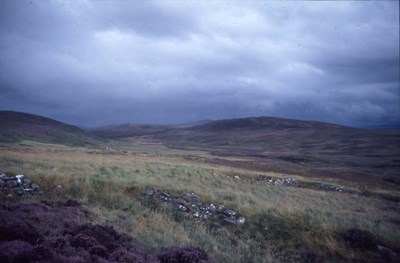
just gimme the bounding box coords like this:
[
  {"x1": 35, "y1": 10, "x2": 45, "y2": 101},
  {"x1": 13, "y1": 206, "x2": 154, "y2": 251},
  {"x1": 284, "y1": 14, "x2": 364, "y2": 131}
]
[{"x1": 1, "y1": 110, "x2": 399, "y2": 262}]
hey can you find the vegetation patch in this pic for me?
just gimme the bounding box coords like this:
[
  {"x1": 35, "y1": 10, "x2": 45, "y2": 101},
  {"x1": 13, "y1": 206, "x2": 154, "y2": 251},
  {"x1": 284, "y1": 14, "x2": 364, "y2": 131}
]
[{"x1": 0, "y1": 201, "x2": 212, "y2": 263}]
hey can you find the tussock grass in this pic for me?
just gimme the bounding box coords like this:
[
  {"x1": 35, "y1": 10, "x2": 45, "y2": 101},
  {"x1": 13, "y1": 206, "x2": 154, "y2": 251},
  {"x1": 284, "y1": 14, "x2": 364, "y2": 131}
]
[{"x1": 0, "y1": 142, "x2": 399, "y2": 262}]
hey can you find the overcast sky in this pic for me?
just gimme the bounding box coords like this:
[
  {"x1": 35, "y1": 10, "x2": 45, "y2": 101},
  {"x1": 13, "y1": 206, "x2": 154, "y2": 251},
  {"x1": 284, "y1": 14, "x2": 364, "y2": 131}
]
[{"x1": 0, "y1": 0, "x2": 399, "y2": 127}]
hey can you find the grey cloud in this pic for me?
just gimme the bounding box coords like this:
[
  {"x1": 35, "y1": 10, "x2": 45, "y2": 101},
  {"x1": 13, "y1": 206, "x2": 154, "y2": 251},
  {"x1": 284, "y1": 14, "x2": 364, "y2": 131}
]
[
  {"x1": 0, "y1": 0, "x2": 398, "y2": 127},
  {"x1": 91, "y1": 1, "x2": 197, "y2": 38}
]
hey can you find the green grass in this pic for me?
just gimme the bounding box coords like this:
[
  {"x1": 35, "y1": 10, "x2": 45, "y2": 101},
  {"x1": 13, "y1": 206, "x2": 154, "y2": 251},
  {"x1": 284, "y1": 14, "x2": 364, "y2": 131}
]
[{"x1": 0, "y1": 141, "x2": 399, "y2": 262}]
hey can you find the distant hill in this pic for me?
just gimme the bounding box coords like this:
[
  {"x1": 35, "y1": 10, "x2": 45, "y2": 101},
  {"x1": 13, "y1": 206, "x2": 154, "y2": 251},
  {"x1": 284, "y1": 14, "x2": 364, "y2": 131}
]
[
  {"x1": 92, "y1": 116, "x2": 400, "y2": 179},
  {"x1": 188, "y1": 116, "x2": 344, "y2": 131},
  {"x1": 151, "y1": 116, "x2": 385, "y2": 151},
  {"x1": 89, "y1": 124, "x2": 172, "y2": 139},
  {"x1": 2, "y1": 112, "x2": 398, "y2": 179},
  {"x1": 92, "y1": 116, "x2": 399, "y2": 159},
  {"x1": 90, "y1": 119, "x2": 215, "y2": 138},
  {"x1": 0, "y1": 111, "x2": 100, "y2": 146},
  {"x1": 172, "y1": 119, "x2": 212, "y2": 128},
  {"x1": 359, "y1": 123, "x2": 400, "y2": 130}
]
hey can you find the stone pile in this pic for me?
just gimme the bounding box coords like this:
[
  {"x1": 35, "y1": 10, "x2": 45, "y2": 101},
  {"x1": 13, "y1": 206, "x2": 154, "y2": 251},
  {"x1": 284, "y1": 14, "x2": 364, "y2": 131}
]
[
  {"x1": 142, "y1": 187, "x2": 245, "y2": 227},
  {"x1": 317, "y1": 183, "x2": 344, "y2": 192},
  {"x1": 258, "y1": 175, "x2": 345, "y2": 192},
  {"x1": 267, "y1": 177, "x2": 297, "y2": 186},
  {"x1": 0, "y1": 172, "x2": 42, "y2": 197}
]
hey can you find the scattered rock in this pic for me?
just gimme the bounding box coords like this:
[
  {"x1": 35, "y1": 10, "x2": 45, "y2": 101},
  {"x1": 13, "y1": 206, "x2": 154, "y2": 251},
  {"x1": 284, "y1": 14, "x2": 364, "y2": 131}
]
[
  {"x1": 270, "y1": 177, "x2": 297, "y2": 186},
  {"x1": 258, "y1": 175, "x2": 345, "y2": 192},
  {"x1": 237, "y1": 216, "x2": 246, "y2": 224},
  {"x1": 178, "y1": 205, "x2": 188, "y2": 212},
  {"x1": 142, "y1": 187, "x2": 157, "y2": 197},
  {"x1": 141, "y1": 186, "x2": 246, "y2": 228},
  {"x1": 317, "y1": 183, "x2": 344, "y2": 192},
  {"x1": 207, "y1": 204, "x2": 216, "y2": 213},
  {"x1": 0, "y1": 172, "x2": 42, "y2": 197},
  {"x1": 22, "y1": 178, "x2": 32, "y2": 185},
  {"x1": 222, "y1": 209, "x2": 236, "y2": 217},
  {"x1": 52, "y1": 184, "x2": 63, "y2": 195}
]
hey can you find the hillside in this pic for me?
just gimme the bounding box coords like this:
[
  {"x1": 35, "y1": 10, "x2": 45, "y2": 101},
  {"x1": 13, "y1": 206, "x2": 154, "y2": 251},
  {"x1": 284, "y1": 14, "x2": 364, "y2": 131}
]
[
  {"x1": 1, "y1": 111, "x2": 399, "y2": 181},
  {"x1": 0, "y1": 111, "x2": 100, "y2": 146},
  {"x1": 93, "y1": 116, "x2": 400, "y2": 181},
  {"x1": 90, "y1": 124, "x2": 172, "y2": 139},
  {"x1": 188, "y1": 116, "x2": 344, "y2": 131}
]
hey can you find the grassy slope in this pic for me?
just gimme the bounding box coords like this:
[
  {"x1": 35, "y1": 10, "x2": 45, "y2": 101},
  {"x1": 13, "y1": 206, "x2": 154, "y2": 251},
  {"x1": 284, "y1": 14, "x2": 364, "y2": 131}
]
[
  {"x1": 93, "y1": 116, "x2": 400, "y2": 182},
  {"x1": 0, "y1": 111, "x2": 101, "y2": 146},
  {"x1": 1, "y1": 140, "x2": 399, "y2": 262}
]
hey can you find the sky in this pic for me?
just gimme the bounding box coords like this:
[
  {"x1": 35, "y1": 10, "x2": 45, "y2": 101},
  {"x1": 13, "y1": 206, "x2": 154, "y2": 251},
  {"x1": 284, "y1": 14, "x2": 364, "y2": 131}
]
[{"x1": 0, "y1": 0, "x2": 399, "y2": 127}]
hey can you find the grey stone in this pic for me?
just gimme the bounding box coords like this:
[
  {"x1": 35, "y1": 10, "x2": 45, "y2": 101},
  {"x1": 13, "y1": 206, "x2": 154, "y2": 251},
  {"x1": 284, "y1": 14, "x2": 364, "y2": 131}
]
[
  {"x1": 31, "y1": 183, "x2": 40, "y2": 190},
  {"x1": 22, "y1": 178, "x2": 32, "y2": 184},
  {"x1": 16, "y1": 175, "x2": 24, "y2": 184},
  {"x1": 237, "y1": 216, "x2": 246, "y2": 224},
  {"x1": 221, "y1": 209, "x2": 237, "y2": 217},
  {"x1": 162, "y1": 191, "x2": 171, "y2": 198},
  {"x1": 207, "y1": 204, "x2": 216, "y2": 213},
  {"x1": 142, "y1": 187, "x2": 156, "y2": 197},
  {"x1": 267, "y1": 177, "x2": 297, "y2": 186},
  {"x1": 177, "y1": 205, "x2": 188, "y2": 212},
  {"x1": 182, "y1": 193, "x2": 201, "y2": 203},
  {"x1": 22, "y1": 183, "x2": 31, "y2": 188},
  {"x1": 6, "y1": 180, "x2": 19, "y2": 188},
  {"x1": 175, "y1": 197, "x2": 189, "y2": 206},
  {"x1": 52, "y1": 184, "x2": 63, "y2": 194},
  {"x1": 200, "y1": 213, "x2": 210, "y2": 220},
  {"x1": 222, "y1": 217, "x2": 238, "y2": 225},
  {"x1": 3, "y1": 176, "x2": 15, "y2": 181},
  {"x1": 162, "y1": 197, "x2": 173, "y2": 203}
]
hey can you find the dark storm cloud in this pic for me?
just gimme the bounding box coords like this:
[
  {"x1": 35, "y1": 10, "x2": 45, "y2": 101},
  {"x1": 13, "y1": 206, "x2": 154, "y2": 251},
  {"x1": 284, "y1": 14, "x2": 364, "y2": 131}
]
[{"x1": 0, "y1": 0, "x2": 398, "y2": 127}]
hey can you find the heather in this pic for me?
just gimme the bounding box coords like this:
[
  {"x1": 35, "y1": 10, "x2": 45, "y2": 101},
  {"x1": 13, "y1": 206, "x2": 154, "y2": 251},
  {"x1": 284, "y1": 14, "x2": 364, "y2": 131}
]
[{"x1": 0, "y1": 200, "x2": 210, "y2": 263}]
